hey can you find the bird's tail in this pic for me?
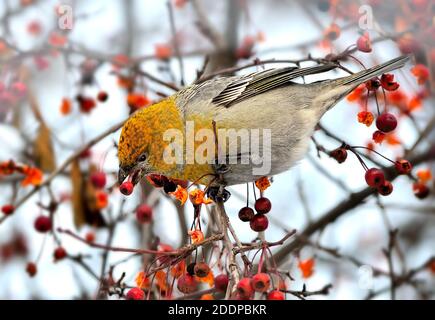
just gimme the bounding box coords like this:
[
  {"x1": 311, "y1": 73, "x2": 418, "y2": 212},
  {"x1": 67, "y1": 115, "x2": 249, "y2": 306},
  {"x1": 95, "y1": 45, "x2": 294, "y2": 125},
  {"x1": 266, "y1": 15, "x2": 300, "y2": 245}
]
[
  {"x1": 339, "y1": 55, "x2": 411, "y2": 86},
  {"x1": 316, "y1": 55, "x2": 411, "y2": 112}
]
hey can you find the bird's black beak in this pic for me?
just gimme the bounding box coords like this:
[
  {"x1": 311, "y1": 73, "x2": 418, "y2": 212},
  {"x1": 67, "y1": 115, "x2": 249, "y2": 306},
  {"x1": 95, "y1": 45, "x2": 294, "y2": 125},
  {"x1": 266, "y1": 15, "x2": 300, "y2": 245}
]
[{"x1": 118, "y1": 167, "x2": 128, "y2": 185}]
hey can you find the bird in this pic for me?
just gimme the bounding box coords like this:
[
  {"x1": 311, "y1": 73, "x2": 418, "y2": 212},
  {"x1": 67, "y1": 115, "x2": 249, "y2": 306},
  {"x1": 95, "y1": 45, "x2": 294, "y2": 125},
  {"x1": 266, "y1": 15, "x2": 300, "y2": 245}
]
[{"x1": 117, "y1": 55, "x2": 410, "y2": 193}]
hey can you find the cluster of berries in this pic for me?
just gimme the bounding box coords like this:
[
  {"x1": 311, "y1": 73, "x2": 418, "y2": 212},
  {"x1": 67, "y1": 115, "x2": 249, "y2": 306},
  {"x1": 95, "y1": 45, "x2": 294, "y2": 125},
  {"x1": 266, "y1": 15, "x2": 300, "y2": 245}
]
[
  {"x1": 238, "y1": 197, "x2": 271, "y2": 232},
  {"x1": 330, "y1": 144, "x2": 426, "y2": 198},
  {"x1": 236, "y1": 274, "x2": 284, "y2": 300}
]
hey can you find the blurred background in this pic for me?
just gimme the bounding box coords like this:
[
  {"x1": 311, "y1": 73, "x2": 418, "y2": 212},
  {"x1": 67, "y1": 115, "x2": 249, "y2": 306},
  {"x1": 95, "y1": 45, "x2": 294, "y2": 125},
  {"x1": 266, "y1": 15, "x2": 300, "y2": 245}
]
[{"x1": 0, "y1": 0, "x2": 434, "y2": 300}]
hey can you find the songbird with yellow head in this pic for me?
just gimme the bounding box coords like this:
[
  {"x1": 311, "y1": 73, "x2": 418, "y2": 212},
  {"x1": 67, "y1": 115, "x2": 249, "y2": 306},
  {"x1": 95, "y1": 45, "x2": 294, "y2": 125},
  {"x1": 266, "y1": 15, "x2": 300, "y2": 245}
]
[{"x1": 118, "y1": 56, "x2": 409, "y2": 195}]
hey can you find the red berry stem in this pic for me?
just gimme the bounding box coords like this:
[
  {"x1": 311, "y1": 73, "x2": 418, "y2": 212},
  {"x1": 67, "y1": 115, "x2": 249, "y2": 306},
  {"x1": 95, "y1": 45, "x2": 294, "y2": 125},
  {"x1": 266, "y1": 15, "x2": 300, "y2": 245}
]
[
  {"x1": 345, "y1": 145, "x2": 369, "y2": 171},
  {"x1": 374, "y1": 92, "x2": 381, "y2": 116},
  {"x1": 98, "y1": 145, "x2": 112, "y2": 172},
  {"x1": 252, "y1": 182, "x2": 257, "y2": 201},
  {"x1": 188, "y1": 172, "x2": 216, "y2": 189},
  {"x1": 382, "y1": 87, "x2": 388, "y2": 112},
  {"x1": 258, "y1": 247, "x2": 266, "y2": 274},
  {"x1": 364, "y1": 90, "x2": 369, "y2": 112},
  {"x1": 249, "y1": 248, "x2": 263, "y2": 276},
  {"x1": 265, "y1": 246, "x2": 279, "y2": 274},
  {"x1": 350, "y1": 146, "x2": 396, "y2": 165},
  {"x1": 246, "y1": 183, "x2": 249, "y2": 207},
  {"x1": 35, "y1": 232, "x2": 48, "y2": 264},
  {"x1": 347, "y1": 54, "x2": 366, "y2": 69}
]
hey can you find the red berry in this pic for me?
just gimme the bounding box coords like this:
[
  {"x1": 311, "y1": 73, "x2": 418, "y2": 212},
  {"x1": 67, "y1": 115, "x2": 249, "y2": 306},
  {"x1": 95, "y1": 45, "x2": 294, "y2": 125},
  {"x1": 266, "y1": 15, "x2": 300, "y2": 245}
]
[
  {"x1": 126, "y1": 287, "x2": 145, "y2": 300},
  {"x1": 26, "y1": 262, "x2": 37, "y2": 277},
  {"x1": 366, "y1": 78, "x2": 381, "y2": 91},
  {"x1": 163, "y1": 179, "x2": 177, "y2": 193},
  {"x1": 254, "y1": 197, "x2": 271, "y2": 214},
  {"x1": 250, "y1": 214, "x2": 269, "y2": 232},
  {"x1": 376, "y1": 113, "x2": 397, "y2": 133},
  {"x1": 377, "y1": 180, "x2": 393, "y2": 196},
  {"x1": 120, "y1": 181, "x2": 134, "y2": 195},
  {"x1": 79, "y1": 97, "x2": 96, "y2": 113},
  {"x1": 429, "y1": 260, "x2": 435, "y2": 274},
  {"x1": 365, "y1": 168, "x2": 385, "y2": 187},
  {"x1": 235, "y1": 36, "x2": 255, "y2": 59},
  {"x1": 214, "y1": 274, "x2": 229, "y2": 292},
  {"x1": 34, "y1": 215, "x2": 52, "y2": 233},
  {"x1": 380, "y1": 74, "x2": 400, "y2": 91},
  {"x1": 146, "y1": 174, "x2": 167, "y2": 188},
  {"x1": 236, "y1": 278, "x2": 253, "y2": 299},
  {"x1": 372, "y1": 130, "x2": 386, "y2": 144},
  {"x1": 267, "y1": 290, "x2": 285, "y2": 300},
  {"x1": 79, "y1": 148, "x2": 92, "y2": 158},
  {"x1": 85, "y1": 231, "x2": 96, "y2": 243},
  {"x1": 177, "y1": 274, "x2": 198, "y2": 294},
  {"x1": 90, "y1": 172, "x2": 106, "y2": 189},
  {"x1": 135, "y1": 204, "x2": 153, "y2": 223},
  {"x1": 238, "y1": 207, "x2": 255, "y2": 222},
  {"x1": 330, "y1": 147, "x2": 347, "y2": 163},
  {"x1": 251, "y1": 273, "x2": 271, "y2": 293},
  {"x1": 324, "y1": 23, "x2": 341, "y2": 41},
  {"x1": 53, "y1": 247, "x2": 67, "y2": 261},
  {"x1": 194, "y1": 262, "x2": 210, "y2": 278},
  {"x1": 356, "y1": 33, "x2": 372, "y2": 53},
  {"x1": 413, "y1": 182, "x2": 429, "y2": 199},
  {"x1": 1, "y1": 204, "x2": 15, "y2": 215},
  {"x1": 395, "y1": 159, "x2": 412, "y2": 175},
  {"x1": 97, "y1": 91, "x2": 108, "y2": 102},
  {"x1": 156, "y1": 243, "x2": 174, "y2": 264}
]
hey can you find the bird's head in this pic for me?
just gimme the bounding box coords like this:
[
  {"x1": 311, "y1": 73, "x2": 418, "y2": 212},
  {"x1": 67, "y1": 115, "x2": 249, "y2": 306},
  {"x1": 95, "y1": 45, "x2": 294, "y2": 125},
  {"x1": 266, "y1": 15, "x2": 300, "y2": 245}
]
[{"x1": 117, "y1": 97, "x2": 183, "y2": 185}]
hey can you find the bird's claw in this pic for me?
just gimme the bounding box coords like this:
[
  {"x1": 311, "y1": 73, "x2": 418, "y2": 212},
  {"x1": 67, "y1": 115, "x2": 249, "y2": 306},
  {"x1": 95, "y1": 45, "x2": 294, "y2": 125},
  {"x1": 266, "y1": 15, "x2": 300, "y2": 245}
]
[
  {"x1": 213, "y1": 163, "x2": 231, "y2": 175},
  {"x1": 206, "y1": 186, "x2": 231, "y2": 202}
]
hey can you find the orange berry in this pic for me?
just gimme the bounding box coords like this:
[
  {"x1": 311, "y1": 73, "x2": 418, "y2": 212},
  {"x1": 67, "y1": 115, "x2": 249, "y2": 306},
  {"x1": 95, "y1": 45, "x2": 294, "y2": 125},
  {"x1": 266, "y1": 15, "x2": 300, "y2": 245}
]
[
  {"x1": 155, "y1": 44, "x2": 172, "y2": 60},
  {"x1": 60, "y1": 98, "x2": 72, "y2": 115},
  {"x1": 411, "y1": 64, "x2": 430, "y2": 85},
  {"x1": 324, "y1": 23, "x2": 341, "y2": 41},
  {"x1": 357, "y1": 111, "x2": 374, "y2": 127},
  {"x1": 298, "y1": 258, "x2": 315, "y2": 278}
]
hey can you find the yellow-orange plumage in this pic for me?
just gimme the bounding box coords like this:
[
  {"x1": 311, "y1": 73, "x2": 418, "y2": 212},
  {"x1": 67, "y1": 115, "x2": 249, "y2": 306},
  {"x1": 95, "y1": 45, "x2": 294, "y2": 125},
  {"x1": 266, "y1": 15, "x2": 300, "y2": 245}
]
[{"x1": 118, "y1": 96, "x2": 215, "y2": 184}]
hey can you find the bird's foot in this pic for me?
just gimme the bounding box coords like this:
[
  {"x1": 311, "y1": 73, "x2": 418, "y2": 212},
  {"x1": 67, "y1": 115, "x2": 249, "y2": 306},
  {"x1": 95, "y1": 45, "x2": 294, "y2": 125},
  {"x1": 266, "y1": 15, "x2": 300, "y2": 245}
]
[
  {"x1": 206, "y1": 185, "x2": 231, "y2": 203},
  {"x1": 213, "y1": 163, "x2": 231, "y2": 175}
]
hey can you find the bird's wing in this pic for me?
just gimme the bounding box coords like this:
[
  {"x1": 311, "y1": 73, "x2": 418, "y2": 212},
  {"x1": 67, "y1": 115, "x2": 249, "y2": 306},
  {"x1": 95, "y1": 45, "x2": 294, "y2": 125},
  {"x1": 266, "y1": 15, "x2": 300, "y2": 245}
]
[{"x1": 211, "y1": 64, "x2": 337, "y2": 108}]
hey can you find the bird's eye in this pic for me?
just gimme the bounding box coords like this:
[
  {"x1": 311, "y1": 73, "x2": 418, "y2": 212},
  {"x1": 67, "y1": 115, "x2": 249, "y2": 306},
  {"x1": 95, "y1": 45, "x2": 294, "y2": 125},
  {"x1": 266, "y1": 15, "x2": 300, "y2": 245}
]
[{"x1": 138, "y1": 153, "x2": 147, "y2": 162}]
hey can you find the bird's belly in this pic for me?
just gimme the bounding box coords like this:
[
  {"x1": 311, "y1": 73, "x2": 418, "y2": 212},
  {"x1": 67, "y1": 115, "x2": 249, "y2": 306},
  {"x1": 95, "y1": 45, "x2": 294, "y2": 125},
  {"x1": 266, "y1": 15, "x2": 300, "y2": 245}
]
[{"x1": 222, "y1": 135, "x2": 311, "y2": 186}]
